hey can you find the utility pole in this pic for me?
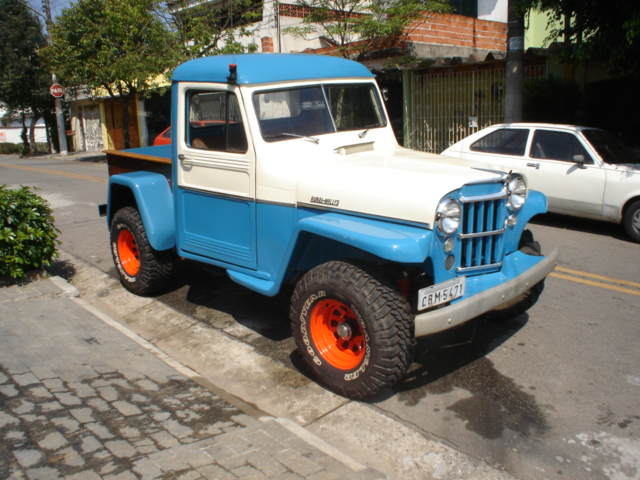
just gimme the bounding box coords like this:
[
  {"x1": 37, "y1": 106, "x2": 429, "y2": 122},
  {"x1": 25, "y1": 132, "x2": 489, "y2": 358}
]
[
  {"x1": 504, "y1": 0, "x2": 524, "y2": 123},
  {"x1": 42, "y1": 0, "x2": 68, "y2": 155}
]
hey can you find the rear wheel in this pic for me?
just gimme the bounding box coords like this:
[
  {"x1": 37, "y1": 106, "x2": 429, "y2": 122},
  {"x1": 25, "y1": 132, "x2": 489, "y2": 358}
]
[
  {"x1": 623, "y1": 200, "x2": 640, "y2": 243},
  {"x1": 110, "y1": 206, "x2": 177, "y2": 295},
  {"x1": 290, "y1": 261, "x2": 413, "y2": 399}
]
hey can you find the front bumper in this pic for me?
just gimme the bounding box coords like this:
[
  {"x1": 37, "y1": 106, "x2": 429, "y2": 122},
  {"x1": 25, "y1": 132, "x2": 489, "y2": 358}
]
[{"x1": 414, "y1": 248, "x2": 558, "y2": 337}]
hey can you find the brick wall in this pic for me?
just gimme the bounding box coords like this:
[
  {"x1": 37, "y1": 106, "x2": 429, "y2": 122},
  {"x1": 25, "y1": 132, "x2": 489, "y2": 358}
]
[
  {"x1": 261, "y1": 36, "x2": 274, "y2": 53},
  {"x1": 407, "y1": 13, "x2": 506, "y2": 51}
]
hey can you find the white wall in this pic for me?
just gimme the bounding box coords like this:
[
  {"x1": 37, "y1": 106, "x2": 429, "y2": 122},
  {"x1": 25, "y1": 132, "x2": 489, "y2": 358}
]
[
  {"x1": 0, "y1": 107, "x2": 47, "y2": 144},
  {"x1": 477, "y1": 0, "x2": 507, "y2": 23},
  {"x1": 234, "y1": 0, "x2": 343, "y2": 53},
  {"x1": 0, "y1": 127, "x2": 47, "y2": 144}
]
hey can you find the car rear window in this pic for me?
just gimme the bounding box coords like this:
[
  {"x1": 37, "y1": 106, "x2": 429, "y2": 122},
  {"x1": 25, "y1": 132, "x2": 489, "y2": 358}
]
[{"x1": 470, "y1": 128, "x2": 529, "y2": 156}]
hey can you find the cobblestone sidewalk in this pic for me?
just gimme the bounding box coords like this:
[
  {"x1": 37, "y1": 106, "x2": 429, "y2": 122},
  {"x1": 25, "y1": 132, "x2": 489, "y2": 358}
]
[{"x1": 0, "y1": 278, "x2": 382, "y2": 480}]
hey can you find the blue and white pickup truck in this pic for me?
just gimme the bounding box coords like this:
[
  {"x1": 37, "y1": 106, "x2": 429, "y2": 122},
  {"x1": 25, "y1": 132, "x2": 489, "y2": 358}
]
[{"x1": 102, "y1": 54, "x2": 557, "y2": 399}]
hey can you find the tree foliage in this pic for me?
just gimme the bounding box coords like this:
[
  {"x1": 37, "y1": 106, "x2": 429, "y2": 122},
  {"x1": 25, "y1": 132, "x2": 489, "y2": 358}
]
[
  {"x1": 526, "y1": 0, "x2": 640, "y2": 76},
  {"x1": 42, "y1": 0, "x2": 181, "y2": 147},
  {"x1": 0, "y1": 0, "x2": 52, "y2": 154},
  {"x1": 158, "y1": 0, "x2": 261, "y2": 59},
  {"x1": 286, "y1": 0, "x2": 451, "y2": 58}
]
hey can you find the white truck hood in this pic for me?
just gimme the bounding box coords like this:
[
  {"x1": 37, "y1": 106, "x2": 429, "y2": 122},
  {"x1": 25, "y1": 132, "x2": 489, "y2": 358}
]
[{"x1": 297, "y1": 143, "x2": 505, "y2": 227}]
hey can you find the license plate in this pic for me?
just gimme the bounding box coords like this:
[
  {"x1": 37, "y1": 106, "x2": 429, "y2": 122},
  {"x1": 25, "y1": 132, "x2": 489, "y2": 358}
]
[{"x1": 417, "y1": 277, "x2": 465, "y2": 311}]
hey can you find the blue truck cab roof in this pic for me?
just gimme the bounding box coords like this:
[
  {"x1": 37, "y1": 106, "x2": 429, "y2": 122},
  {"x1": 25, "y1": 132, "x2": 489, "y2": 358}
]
[{"x1": 171, "y1": 54, "x2": 374, "y2": 85}]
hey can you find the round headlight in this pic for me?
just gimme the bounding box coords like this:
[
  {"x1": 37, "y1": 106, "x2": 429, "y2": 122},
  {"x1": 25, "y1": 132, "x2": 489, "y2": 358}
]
[
  {"x1": 506, "y1": 175, "x2": 527, "y2": 211},
  {"x1": 436, "y1": 198, "x2": 461, "y2": 235}
]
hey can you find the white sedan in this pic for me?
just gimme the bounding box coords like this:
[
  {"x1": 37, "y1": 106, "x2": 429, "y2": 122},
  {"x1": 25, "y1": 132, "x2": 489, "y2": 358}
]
[{"x1": 442, "y1": 123, "x2": 640, "y2": 242}]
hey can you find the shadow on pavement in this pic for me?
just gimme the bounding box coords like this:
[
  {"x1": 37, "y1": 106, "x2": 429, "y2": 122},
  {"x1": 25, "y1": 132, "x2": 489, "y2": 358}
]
[{"x1": 532, "y1": 212, "x2": 627, "y2": 241}]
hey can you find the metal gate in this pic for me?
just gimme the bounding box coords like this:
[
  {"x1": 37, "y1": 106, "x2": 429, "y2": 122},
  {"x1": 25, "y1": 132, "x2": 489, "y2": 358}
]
[{"x1": 402, "y1": 63, "x2": 545, "y2": 154}]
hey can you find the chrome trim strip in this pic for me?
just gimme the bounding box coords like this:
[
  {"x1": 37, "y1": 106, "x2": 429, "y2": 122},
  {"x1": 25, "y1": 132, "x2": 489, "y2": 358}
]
[
  {"x1": 459, "y1": 189, "x2": 508, "y2": 203},
  {"x1": 179, "y1": 186, "x2": 253, "y2": 203},
  {"x1": 457, "y1": 262, "x2": 502, "y2": 273},
  {"x1": 459, "y1": 228, "x2": 506, "y2": 239},
  {"x1": 257, "y1": 198, "x2": 296, "y2": 208}
]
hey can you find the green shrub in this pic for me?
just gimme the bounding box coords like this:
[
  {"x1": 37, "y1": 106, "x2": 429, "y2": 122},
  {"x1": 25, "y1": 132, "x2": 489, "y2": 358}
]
[
  {"x1": 0, "y1": 143, "x2": 22, "y2": 155},
  {"x1": 0, "y1": 185, "x2": 59, "y2": 279},
  {"x1": 0, "y1": 142, "x2": 50, "y2": 155}
]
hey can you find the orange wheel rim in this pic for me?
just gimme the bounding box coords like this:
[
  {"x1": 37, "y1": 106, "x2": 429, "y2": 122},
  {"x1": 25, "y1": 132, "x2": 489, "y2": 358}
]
[
  {"x1": 117, "y1": 229, "x2": 140, "y2": 276},
  {"x1": 309, "y1": 299, "x2": 366, "y2": 370}
]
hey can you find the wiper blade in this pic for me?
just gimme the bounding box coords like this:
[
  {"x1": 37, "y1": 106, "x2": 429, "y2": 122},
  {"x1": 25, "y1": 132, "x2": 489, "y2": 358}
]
[{"x1": 266, "y1": 132, "x2": 319, "y2": 144}]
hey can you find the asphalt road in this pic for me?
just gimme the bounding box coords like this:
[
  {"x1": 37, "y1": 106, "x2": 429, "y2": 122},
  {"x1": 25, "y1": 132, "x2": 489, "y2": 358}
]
[{"x1": 2, "y1": 153, "x2": 639, "y2": 480}]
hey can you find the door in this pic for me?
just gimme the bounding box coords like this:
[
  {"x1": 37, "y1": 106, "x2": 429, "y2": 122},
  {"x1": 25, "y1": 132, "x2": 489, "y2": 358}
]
[
  {"x1": 175, "y1": 83, "x2": 256, "y2": 269},
  {"x1": 525, "y1": 129, "x2": 605, "y2": 217},
  {"x1": 82, "y1": 105, "x2": 104, "y2": 151}
]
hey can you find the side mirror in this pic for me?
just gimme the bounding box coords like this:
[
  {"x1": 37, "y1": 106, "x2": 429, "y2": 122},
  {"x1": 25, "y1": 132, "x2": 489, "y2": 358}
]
[{"x1": 572, "y1": 154, "x2": 587, "y2": 168}]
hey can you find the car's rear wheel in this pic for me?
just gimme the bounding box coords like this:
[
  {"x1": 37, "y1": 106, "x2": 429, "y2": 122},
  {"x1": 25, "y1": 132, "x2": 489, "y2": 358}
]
[
  {"x1": 110, "y1": 206, "x2": 177, "y2": 295},
  {"x1": 290, "y1": 261, "x2": 413, "y2": 399},
  {"x1": 623, "y1": 200, "x2": 640, "y2": 243}
]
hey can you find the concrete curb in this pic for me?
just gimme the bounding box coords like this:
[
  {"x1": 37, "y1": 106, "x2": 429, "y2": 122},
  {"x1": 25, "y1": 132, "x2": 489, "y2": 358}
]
[
  {"x1": 46, "y1": 265, "x2": 380, "y2": 477},
  {"x1": 55, "y1": 248, "x2": 517, "y2": 480}
]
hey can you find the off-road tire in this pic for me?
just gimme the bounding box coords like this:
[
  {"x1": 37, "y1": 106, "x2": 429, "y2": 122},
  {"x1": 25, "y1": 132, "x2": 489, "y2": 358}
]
[
  {"x1": 290, "y1": 261, "x2": 413, "y2": 399},
  {"x1": 623, "y1": 200, "x2": 640, "y2": 243},
  {"x1": 110, "y1": 206, "x2": 177, "y2": 296},
  {"x1": 491, "y1": 229, "x2": 544, "y2": 320}
]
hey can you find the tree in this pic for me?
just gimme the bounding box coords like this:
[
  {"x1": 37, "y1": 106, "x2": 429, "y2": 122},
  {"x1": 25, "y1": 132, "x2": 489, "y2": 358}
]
[
  {"x1": 0, "y1": 0, "x2": 53, "y2": 155},
  {"x1": 158, "y1": 0, "x2": 261, "y2": 59},
  {"x1": 526, "y1": 0, "x2": 640, "y2": 76},
  {"x1": 286, "y1": 0, "x2": 450, "y2": 58},
  {"x1": 42, "y1": 0, "x2": 181, "y2": 148}
]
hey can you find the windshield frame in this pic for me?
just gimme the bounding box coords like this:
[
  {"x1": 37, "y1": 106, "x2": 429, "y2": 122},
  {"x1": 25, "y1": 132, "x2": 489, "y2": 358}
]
[{"x1": 251, "y1": 81, "x2": 388, "y2": 143}]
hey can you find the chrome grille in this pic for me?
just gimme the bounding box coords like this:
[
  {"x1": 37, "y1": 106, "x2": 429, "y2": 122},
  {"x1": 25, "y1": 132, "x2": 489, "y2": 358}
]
[{"x1": 458, "y1": 192, "x2": 507, "y2": 273}]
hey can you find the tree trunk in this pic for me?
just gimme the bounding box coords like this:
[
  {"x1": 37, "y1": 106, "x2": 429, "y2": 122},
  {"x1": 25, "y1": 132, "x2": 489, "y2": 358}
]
[
  {"x1": 504, "y1": 0, "x2": 524, "y2": 123},
  {"x1": 121, "y1": 95, "x2": 131, "y2": 149},
  {"x1": 29, "y1": 115, "x2": 39, "y2": 153},
  {"x1": 20, "y1": 112, "x2": 30, "y2": 157}
]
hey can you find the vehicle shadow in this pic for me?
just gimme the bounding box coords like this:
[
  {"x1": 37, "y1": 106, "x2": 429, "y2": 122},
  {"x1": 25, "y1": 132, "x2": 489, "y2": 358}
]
[
  {"x1": 532, "y1": 212, "x2": 628, "y2": 241},
  {"x1": 158, "y1": 262, "x2": 291, "y2": 343},
  {"x1": 371, "y1": 312, "x2": 530, "y2": 403}
]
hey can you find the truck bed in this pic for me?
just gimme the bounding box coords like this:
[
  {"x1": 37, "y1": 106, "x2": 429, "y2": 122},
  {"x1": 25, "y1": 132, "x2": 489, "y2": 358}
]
[{"x1": 106, "y1": 145, "x2": 172, "y2": 177}]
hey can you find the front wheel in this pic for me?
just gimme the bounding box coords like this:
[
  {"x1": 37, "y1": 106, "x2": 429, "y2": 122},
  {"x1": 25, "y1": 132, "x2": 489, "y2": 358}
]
[
  {"x1": 491, "y1": 229, "x2": 544, "y2": 320},
  {"x1": 290, "y1": 261, "x2": 413, "y2": 399},
  {"x1": 110, "y1": 206, "x2": 177, "y2": 296},
  {"x1": 623, "y1": 200, "x2": 640, "y2": 243}
]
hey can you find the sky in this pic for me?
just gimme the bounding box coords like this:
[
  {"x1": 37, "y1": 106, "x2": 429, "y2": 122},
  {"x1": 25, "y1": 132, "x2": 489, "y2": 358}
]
[{"x1": 28, "y1": 0, "x2": 71, "y2": 22}]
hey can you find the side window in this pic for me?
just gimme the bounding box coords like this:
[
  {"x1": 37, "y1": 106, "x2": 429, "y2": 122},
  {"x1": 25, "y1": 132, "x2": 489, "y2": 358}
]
[
  {"x1": 530, "y1": 130, "x2": 593, "y2": 163},
  {"x1": 470, "y1": 128, "x2": 529, "y2": 156},
  {"x1": 187, "y1": 91, "x2": 247, "y2": 153}
]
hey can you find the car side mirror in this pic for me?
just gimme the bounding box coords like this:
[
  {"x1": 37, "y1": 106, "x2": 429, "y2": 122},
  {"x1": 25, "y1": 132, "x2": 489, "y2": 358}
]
[{"x1": 572, "y1": 154, "x2": 587, "y2": 167}]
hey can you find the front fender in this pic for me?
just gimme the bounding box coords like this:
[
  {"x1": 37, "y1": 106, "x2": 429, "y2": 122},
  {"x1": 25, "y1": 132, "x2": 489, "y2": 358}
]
[
  {"x1": 108, "y1": 172, "x2": 175, "y2": 251},
  {"x1": 504, "y1": 190, "x2": 548, "y2": 252},
  {"x1": 297, "y1": 212, "x2": 433, "y2": 263}
]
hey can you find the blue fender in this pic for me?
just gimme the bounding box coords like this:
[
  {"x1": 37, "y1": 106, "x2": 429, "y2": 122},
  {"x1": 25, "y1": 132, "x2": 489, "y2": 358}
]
[
  {"x1": 108, "y1": 172, "x2": 175, "y2": 251},
  {"x1": 504, "y1": 190, "x2": 548, "y2": 252},
  {"x1": 297, "y1": 212, "x2": 434, "y2": 264}
]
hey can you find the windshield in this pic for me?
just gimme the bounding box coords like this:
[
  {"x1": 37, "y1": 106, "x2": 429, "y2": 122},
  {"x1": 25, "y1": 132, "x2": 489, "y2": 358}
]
[
  {"x1": 253, "y1": 83, "x2": 386, "y2": 142},
  {"x1": 582, "y1": 129, "x2": 640, "y2": 165}
]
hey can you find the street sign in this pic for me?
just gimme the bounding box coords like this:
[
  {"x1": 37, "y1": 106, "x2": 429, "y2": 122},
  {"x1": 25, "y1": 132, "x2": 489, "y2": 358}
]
[{"x1": 49, "y1": 83, "x2": 64, "y2": 98}]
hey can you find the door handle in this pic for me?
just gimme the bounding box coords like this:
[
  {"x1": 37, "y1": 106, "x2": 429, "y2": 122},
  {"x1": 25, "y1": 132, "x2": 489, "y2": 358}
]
[{"x1": 526, "y1": 162, "x2": 540, "y2": 169}]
